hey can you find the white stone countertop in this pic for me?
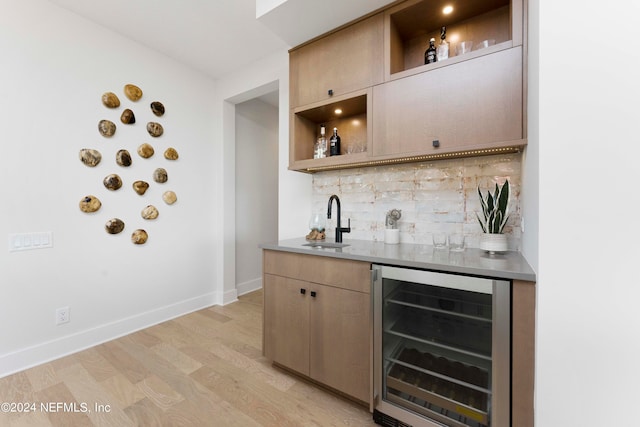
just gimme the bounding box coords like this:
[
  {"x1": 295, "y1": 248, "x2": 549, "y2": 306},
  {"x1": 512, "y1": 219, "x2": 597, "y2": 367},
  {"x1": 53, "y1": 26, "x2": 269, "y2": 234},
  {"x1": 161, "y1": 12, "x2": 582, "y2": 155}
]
[{"x1": 260, "y1": 237, "x2": 536, "y2": 282}]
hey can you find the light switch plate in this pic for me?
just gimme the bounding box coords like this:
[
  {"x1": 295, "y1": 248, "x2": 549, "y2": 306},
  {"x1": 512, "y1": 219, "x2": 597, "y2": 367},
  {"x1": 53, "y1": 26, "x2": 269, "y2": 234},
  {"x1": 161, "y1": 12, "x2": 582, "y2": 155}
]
[{"x1": 9, "y1": 232, "x2": 53, "y2": 252}]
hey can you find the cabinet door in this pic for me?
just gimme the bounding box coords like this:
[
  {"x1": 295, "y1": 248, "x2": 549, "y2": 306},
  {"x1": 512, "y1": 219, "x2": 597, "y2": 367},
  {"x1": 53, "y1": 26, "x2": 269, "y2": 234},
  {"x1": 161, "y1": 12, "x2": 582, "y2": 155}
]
[
  {"x1": 373, "y1": 47, "x2": 523, "y2": 157},
  {"x1": 263, "y1": 274, "x2": 310, "y2": 376},
  {"x1": 309, "y1": 284, "x2": 370, "y2": 403},
  {"x1": 289, "y1": 13, "x2": 384, "y2": 108}
]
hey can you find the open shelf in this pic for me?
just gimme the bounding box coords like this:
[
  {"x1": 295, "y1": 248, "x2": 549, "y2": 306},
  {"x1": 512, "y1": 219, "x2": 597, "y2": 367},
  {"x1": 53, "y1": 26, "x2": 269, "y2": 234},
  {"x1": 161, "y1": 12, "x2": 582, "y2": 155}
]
[
  {"x1": 290, "y1": 89, "x2": 371, "y2": 169},
  {"x1": 387, "y1": 0, "x2": 512, "y2": 77}
]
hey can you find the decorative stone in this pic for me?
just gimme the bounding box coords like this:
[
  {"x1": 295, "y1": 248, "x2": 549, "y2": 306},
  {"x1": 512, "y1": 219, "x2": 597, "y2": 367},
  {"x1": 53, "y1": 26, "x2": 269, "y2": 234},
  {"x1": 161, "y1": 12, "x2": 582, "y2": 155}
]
[
  {"x1": 131, "y1": 229, "x2": 148, "y2": 244},
  {"x1": 137, "y1": 143, "x2": 154, "y2": 158},
  {"x1": 102, "y1": 92, "x2": 120, "y2": 108},
  {"x1": 120, "y1": 108, "x2": 136, "y2": 124},
  {"x1": 150, "y1": 101, "x2": 165, "y2": 117},
  {"x1": 124, "y1": 84, "x2": 143, "y2": 101},
  {"x1": 141, "y1": 205, "x2": 159, "y2": 220},
  {"x1": 162, "y1": 191, "x2": 177, "y2": 205},
  {"x1": 164, "y1": 147, "x2": 179, "y2": 160},
  {"x1": 98, "y1": 119, "x2": 116, "y2": 137},
  {"x1": 116, "y1": 149, "x2": 132, "y2": 167},
  {"x1": 79, "y1": 195, "x2": 101, "y2": 213},
  {"x1": 132, "y1": 180, "x2": 149, "y2": 195},
  {"x1": 79, "y1": 148, "x2": 102, "y2": 167},
  {"x1": 103, "y1": 174, "x2": 123, "y2": 191},
  {"x1": 105, "y1": 218, "x2": 125, "y2": 235},
  {"x1": 146, "y1": 122, "x2": 164, "y2": 137},
  {"x1": 153, "y1": 168, "x2": 168, "y2": 183}
]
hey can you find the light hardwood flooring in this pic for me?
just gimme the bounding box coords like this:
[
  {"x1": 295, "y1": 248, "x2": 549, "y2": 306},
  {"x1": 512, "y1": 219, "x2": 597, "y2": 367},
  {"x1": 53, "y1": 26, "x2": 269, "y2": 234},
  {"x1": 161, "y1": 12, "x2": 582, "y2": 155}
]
[{"x1": 0, "y1": 290, "x2": 377, "y2": 426}]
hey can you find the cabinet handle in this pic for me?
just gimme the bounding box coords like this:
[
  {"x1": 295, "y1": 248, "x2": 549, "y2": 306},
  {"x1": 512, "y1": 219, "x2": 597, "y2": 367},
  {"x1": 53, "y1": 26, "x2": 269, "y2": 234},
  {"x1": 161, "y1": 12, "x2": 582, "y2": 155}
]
[
  {"x1": 432, "y1": 139, "x2": 440, "y2": 148},
  {"x1": 310, "y1": 291, "x2": 317, "y2": 298},
  {"x1": 300, "y1": 288, "x2": 306, "y2": 295},
  {"x1": 328, "y1": 89, "x2": 333, "y2": 96}
]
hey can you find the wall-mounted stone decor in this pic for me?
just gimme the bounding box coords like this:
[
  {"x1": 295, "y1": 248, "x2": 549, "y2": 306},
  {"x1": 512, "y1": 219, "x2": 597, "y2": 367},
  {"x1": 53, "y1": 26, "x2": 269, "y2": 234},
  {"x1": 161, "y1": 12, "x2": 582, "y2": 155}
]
[
  {"x1": 137, "y1": 143, "x2": 154, "y2": 158},
  {"x1": 131, "y1": 229, "x2": 148, "y2": 244},
  {"x1": 78, "y1": 83, "x2": 179, "y2": 245},
  {"x1": 132, "y1": 180, "x2": 149, "y2": 195},
  {"x1": 146, "y1": 122, "x2": 163, "y2": 137},
  {"x1": 102, "y1": 92, "x2": 120, "y2": 108},
  {"x1": 150, "y1": 101, "x2": 165, "y2": 117},
  {"x1": 153, "y1": 168, "x2": 168, "y2": 183},
  {"x1": 79, "y1": 149, "x2": 102, "y2": 167},
  {"x1": 98, "y1": 119, "x2": 116, "y2": 137},
  {"x1": 116, "y1": 149, "x2": 132, "y2": 167},
  {"x1": 162, "y1": 191, "x2": 177, "y2": 205},
  {"x1": 124, "y1": 84, "x2": 143, "y2": 101},
  {"x1": 141, "y1": 205, "x2": 159, "y2": 220},
  {"x1": 120, "y1": 108, "x2": 135, "y2": 124},
  {"x1": 103, "y1": 174, "x2": 123, "y2": 191},
  {"x1": 105, "y1": 218, "x2": 125, "y2": 234},
  {"x1": 79, "y1": 195, "x2": 101, "y2": 213},
  {"x1": 164, "y1": 147, "x2": 179, "y2": 160}
]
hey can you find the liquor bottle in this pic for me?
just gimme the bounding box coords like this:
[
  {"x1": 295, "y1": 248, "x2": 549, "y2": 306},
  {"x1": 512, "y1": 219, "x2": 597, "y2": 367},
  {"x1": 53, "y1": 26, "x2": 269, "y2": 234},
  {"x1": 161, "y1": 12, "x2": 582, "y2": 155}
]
[
  {"x1": 424, "y1": 38, "x2": 437, "y2": 64},
  {"x1": 437, "y1": 26, "x2": 449, "y2": 61},
  {"x1": 329, "y1": 127, "x2": 341, "y2": 156},
  {"x1": 314, "y1": 124, "x2": 327, "y2": 159}
]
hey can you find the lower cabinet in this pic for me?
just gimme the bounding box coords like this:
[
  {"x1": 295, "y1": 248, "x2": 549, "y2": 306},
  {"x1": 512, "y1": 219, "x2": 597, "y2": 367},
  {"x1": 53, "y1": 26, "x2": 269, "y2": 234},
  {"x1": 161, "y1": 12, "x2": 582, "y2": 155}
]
[
  {"x1": 264, "y1": 275, "x2": 311, "y2": 376},
  {"x1": 263, "y1": 251, "x2": 371, "y2": 403}
]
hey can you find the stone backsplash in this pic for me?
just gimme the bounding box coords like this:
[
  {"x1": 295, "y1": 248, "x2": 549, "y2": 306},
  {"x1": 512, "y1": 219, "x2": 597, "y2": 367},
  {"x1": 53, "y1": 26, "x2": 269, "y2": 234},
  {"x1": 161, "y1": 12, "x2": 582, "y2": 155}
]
[{"x1": 312, "y1": 153, "x2": 522, "y2": 250}]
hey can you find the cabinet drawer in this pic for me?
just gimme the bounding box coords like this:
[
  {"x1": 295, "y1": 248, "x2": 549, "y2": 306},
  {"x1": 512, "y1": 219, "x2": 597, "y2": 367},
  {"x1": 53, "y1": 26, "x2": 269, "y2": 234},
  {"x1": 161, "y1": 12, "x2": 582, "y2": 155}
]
[{"x1": 263, "y1": 250, "x2": 370, "y2": 294}]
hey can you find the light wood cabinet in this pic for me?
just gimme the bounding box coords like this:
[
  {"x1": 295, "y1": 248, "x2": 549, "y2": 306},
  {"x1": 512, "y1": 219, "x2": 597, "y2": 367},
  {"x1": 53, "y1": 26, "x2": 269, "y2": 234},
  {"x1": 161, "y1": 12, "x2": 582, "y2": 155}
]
[
  {"x1": 373, "y1": 46, "x2": 523, "y2": 157},
  {"x1": 263, "y1": 275, "x2": 310, "y2": 375},
  {"x1": 289, "y1": 13, "x2": 384, "y2": 109},
  {"x1": 288, "y1": 0, "x2": 527, "y2": 173},
  {"x1": 263, "y1": 250, "x2": 371, "y2": 403}
]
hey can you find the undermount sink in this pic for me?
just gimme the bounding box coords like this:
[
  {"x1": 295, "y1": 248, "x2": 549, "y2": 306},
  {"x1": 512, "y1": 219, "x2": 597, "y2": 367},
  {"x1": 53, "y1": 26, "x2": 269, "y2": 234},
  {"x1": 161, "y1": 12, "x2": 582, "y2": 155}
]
[{"x1": 302, "y1": 242, "x2": 350, "y2": 249}]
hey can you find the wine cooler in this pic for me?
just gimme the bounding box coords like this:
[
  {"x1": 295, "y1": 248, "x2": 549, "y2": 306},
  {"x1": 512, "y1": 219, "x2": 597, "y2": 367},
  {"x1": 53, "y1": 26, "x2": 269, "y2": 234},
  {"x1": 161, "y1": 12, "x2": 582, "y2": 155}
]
[{"x1": 372, "y1": 265, "x2": 510, "y2": 427}]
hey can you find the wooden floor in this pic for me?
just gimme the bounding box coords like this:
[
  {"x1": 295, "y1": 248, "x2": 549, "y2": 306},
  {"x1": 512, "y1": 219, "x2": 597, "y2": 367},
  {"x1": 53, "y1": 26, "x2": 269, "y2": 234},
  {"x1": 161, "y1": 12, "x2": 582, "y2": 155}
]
[{"x1": 0, "y1": 290, "x2": 377, "y2": 426}]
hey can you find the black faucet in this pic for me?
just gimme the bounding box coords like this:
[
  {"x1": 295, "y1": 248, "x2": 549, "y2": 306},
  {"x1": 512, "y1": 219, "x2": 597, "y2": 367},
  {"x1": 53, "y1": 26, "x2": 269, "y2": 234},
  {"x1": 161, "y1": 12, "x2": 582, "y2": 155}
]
[{"x1": 327, "y1": 194, "x2": 351, "y2": 243}]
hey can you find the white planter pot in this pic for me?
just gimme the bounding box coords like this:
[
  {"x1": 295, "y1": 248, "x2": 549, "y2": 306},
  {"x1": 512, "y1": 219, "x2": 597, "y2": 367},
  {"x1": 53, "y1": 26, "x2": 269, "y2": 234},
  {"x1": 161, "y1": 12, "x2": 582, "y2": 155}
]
[
  {"x1": 480, "y1": 233, "x2": 508, "y2": 253},
  {"x1": 384, "y1": 228, "x2": 400, "y2": 244}
]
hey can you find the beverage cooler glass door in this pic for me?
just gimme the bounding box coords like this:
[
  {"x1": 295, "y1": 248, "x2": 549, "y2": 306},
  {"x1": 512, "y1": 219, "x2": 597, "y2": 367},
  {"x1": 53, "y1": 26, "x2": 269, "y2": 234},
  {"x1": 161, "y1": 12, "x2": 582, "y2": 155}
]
[{"x1": 372, "y1": 265, "x2": 510, "y2": 427}]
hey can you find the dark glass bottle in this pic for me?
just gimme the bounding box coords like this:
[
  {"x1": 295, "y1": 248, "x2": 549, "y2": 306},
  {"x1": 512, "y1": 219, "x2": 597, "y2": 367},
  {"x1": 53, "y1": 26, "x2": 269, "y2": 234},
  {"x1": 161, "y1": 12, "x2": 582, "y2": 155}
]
[
  {"x1": 425, "y1": 38, "x2": 437, "y2": 64},
  {"x1": 329, "y1": 127, "x2": 341, "y2": 156}
]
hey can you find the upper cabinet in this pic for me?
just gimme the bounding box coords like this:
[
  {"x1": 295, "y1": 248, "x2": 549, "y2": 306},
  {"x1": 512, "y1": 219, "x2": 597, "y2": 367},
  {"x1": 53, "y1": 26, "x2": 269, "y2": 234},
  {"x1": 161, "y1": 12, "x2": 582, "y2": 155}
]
[
  {"x1": 373, "y1": 47, "x2": 523, "y2": 157},
  {"x1": 289, "y1": 13, "x2": 384, "y2": 109},
  {"x1": 288, "y1": 0, "x2": 527, "y2": 173}
]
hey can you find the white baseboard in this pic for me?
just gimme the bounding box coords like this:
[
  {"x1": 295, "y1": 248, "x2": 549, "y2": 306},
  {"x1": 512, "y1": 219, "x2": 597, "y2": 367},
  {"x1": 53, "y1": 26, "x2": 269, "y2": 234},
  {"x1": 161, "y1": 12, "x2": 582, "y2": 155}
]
[
  {"x1": 221, "y1": 287, "x2": 239, "y2": 305},
  {"x1": 0, "y1": 292, "x2": 217, "y2": 379},
  {"x1": 236, "y1": 277, "x2": 262, "y2": 297}
]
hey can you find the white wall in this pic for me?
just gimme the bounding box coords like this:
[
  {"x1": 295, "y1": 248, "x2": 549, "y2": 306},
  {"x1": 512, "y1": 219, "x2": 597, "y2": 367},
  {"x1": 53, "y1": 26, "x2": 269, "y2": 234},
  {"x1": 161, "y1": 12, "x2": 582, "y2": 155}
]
[
  {"x1": 0, "y1": 0, "x2": 218, "y2": 376},
  {"x1": 535, "y1": 0, "x2": 640, "y2": 425},
  {"x1": 235, "y1": 98, "x2": 279, "y2": 294}
]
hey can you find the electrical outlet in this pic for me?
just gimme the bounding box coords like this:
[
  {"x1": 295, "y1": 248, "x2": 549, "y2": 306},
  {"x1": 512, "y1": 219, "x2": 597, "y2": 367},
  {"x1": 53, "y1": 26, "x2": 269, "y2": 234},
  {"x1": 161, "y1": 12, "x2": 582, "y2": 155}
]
[{"x1": 56, "y1": 307, "x2": 70, "y2": 325}]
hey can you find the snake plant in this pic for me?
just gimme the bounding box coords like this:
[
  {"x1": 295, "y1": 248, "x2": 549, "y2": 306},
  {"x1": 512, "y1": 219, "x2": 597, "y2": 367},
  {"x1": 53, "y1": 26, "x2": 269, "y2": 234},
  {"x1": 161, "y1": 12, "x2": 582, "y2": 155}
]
[{"x1": 476, "y1": 180, "x2": 510, "y2": 234}]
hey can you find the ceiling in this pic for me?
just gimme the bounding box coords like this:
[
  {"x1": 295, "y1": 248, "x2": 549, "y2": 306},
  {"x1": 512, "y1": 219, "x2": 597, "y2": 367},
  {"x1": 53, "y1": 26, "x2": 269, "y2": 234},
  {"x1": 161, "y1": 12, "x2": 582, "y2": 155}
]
[
  {"x1": 47, "y1": 0, "x2": 395, "y2": 81},
  {"x1": 48, "y1": 0, "x2": 288, "y2": 80}
]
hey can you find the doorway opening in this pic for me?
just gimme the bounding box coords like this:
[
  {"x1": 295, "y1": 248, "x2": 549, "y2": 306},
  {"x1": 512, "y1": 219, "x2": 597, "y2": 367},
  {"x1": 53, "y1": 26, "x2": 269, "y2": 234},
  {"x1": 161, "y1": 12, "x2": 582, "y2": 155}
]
[{"x1": 234, "y1": 89, "x2": 279, "y2": 296}]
